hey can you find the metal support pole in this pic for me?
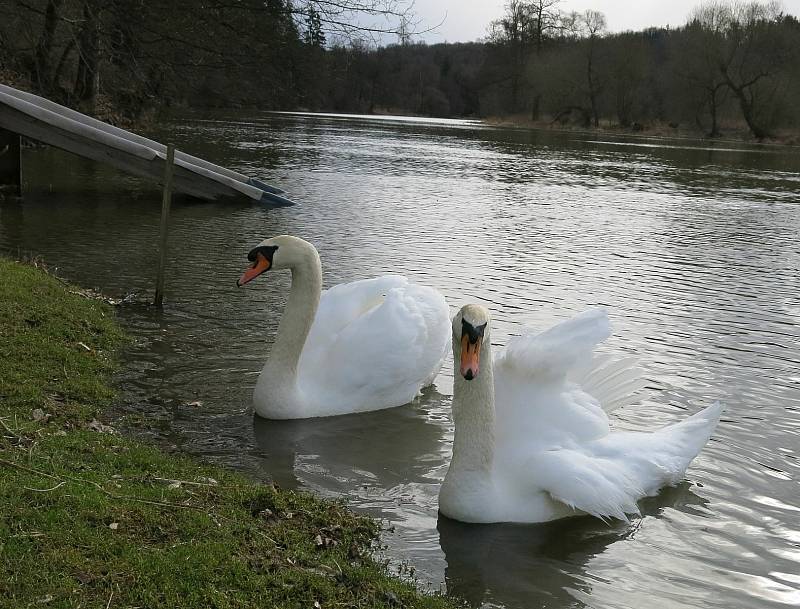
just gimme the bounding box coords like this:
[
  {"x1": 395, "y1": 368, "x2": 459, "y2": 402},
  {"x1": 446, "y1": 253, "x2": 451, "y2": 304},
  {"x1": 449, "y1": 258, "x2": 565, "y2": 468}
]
[
  {"x1": 0, "y1": 129, "x2": 21, "y2": 196},
  {"x1": 154, "y1": 144, "x2": 175, "y2": 307}
]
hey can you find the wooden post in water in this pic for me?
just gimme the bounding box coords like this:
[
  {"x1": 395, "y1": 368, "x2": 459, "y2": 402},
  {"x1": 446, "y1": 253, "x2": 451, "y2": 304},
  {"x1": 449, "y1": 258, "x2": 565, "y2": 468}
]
[
  {"x1": 154, "y1": 144, "x2": 175, "y2": 307},
  {"x1": 0, "y1": 128, "x2": 21, "y2": 196}
]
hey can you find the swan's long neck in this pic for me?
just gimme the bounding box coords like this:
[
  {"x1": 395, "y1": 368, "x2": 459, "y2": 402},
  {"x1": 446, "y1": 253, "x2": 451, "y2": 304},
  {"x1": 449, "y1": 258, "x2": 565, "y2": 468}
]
[
  {"x1": 450, "y1": 338, "x2": 496, "y2": 475},
  {"x1": 267, "y1": 247, "x2": 322, "y2": 378}
]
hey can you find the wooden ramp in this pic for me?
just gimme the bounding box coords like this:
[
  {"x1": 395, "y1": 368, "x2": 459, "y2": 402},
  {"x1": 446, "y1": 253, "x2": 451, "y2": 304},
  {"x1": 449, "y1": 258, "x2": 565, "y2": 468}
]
[{"x1": 0, "y1": 83, "x2": 294, "y2": 207}]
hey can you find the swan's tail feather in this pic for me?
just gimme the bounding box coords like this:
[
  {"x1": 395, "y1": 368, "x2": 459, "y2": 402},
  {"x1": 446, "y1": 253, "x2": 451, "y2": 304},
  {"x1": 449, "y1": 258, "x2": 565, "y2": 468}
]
[
  {"x1": 654, "y1": 402, "x2": 724, "y2": 480},
  {"x1": 535, "y1": 403, "x2": 723, "y2": 520},
  {"x1": 606, "y1": 401, "x2": 724, "y2": 494}
]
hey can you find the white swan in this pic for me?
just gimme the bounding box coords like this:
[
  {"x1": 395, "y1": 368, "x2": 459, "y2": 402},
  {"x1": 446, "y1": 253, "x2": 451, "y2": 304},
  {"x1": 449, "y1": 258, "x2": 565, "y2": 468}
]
[
  {"x1": 439, "y1": 304, "x2": 723, "y2": 524},
  {"x1": 237, "y1": 235, "x2": 450, "y2": 419}
]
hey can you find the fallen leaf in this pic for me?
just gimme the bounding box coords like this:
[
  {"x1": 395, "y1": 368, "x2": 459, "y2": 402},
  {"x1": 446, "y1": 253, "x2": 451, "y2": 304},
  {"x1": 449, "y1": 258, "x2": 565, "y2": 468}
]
[
  {"x1": 186, "y1": 400, "x2": 203, "y2": 408},
  {"x1": 197, "y1": 476, "x2": 218, "y2": 485},
  {"x1": 31, "y1": 408, "x2": 48, "y2": 422},
  {"x1": 109, "y1": 522, "x2": 119, "y2": 530},
  {"x1": 168, "y1": 481, "x2": 181, "y2": 489}
]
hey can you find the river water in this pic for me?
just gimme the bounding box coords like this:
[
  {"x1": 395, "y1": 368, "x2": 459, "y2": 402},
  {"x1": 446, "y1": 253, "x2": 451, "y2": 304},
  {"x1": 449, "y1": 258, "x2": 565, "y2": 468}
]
[{"x1": 2, "y1": 113, "x2": 799, "y2": 609}]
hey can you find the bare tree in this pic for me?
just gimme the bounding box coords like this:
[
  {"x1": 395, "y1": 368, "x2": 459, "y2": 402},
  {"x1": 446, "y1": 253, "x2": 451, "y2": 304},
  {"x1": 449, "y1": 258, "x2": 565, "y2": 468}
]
[
  {"x1": 676, "y1": 19, "x2": 730, "y2": 136},
  {"x1": 580, "y1": 9, "x2": 606, "y2": 127},
  {"x1": 528, "y1": 0, "x2": 562, "y2": 53},
  {"x1": 526, "y1": 0, "x2": 562, "y2": 118},
  {"x1": 293, "y1": 0, "x2": 418, "y2": 42},
  {"x1": 396, "y1": 14, "x2": 412, "y2": 45},
  {"x1": 486, "y1": 1, "x2": 535, "y2": 112},
  {"x1": 486, "y1": 0, "x2": 565, "y2": 115},
  {"x1": 688, "y1": 0, "x2": 788, "y2": 139}
]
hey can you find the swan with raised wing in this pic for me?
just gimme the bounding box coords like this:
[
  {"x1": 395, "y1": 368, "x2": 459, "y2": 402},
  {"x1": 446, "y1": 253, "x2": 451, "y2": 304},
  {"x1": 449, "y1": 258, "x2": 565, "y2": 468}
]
[
  {"x1": 439, "y1": 305, "x2": 722, "y2": 523},
  {"x1": 238, "y1": 235, "x2": 450, "y2": 419}
]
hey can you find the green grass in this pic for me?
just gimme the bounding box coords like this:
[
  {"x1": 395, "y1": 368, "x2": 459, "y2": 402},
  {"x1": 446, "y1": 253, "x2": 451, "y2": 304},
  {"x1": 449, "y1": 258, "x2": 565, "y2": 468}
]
[{"x1": 0, "y1": 258, "x2": 461, "y2": 609}]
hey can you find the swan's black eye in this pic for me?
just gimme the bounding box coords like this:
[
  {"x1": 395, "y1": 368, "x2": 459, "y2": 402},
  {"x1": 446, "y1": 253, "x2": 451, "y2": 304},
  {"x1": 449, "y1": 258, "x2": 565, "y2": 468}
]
[
  {"x1": 247, "y1": 245, "x2": 278, "y2": 263},
  {"x1": 461, "y1": 319, "x2": 486, "y2": 344}
]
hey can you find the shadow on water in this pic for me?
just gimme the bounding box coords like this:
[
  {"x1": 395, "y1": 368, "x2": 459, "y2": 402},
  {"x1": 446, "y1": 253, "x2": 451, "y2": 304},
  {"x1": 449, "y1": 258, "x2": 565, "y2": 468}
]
[
  {"x1": 438, "y1": 483, "x2": 707, "y2": 609},
  {"x1": 251, "y1": 386, "x2": 448, "y2": 493}
]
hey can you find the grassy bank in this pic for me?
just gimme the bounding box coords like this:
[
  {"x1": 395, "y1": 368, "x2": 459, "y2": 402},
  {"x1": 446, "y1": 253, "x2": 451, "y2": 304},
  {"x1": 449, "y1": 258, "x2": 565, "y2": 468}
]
[{"x1": 0, "y1": 258, "x2": 460, "y2": 608}]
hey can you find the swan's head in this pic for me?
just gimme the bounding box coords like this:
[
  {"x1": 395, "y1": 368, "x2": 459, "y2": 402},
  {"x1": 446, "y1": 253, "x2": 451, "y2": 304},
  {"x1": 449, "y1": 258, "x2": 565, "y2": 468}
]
[
  {"x1": 237, "y1": 235, "x2": 315, "y2": 287},
  {"x1": 453, "y1": 304, "x2": 490, "y2": 381}
]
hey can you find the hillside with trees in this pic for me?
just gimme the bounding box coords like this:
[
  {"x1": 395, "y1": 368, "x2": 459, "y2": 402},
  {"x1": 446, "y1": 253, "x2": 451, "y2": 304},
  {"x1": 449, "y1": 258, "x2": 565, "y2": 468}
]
[{"x1": 1, "y1": 0, "x2": 798, "y2": 139}]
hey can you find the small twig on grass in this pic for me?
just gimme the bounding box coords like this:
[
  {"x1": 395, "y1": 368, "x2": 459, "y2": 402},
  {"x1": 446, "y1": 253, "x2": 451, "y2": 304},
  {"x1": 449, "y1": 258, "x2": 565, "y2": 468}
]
[
  {"x1": 105, "y1": 589, "x2": 114, "y2": 609},
  {"x1": 23, "y1": 481, "x2": 66, "y2": 492},
  {"x1": 249, "y1": 527, "x2": 279, "y2": 547},
  {"x1": 151, "y1": 476, "x2": 219, "y2": 487}
]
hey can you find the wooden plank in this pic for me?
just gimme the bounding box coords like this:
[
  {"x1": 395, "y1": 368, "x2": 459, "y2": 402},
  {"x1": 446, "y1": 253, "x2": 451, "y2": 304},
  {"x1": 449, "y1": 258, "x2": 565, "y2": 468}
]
[
  {"x1": 0, "y1": 84, "x2": 286, "y2": 194},
  {"x1": 0, "y1": 102, "x2": 274, "y2": 202},
  {"x1": 0, "y1": 84, "x2": 295, "y2": 206},
  {"x1": 154, "y1": 144, "x2": 175, "y2": 307}
]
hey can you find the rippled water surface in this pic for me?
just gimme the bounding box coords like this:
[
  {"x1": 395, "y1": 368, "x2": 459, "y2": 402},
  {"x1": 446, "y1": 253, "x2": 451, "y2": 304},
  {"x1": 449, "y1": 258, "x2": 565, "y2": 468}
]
[{"x1": 2, "y1": 113, "x2": 799, "y2": 609}]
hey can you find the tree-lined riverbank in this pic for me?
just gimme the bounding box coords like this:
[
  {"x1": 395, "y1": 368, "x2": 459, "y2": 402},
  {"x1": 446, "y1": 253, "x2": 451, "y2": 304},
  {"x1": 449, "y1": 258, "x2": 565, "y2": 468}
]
[
  {"x1": 0, "y1": 257, "x2": 461, "y2": 609},
  {"x1": 2, "y1": 1, "x2": 798, "y2": 140}
]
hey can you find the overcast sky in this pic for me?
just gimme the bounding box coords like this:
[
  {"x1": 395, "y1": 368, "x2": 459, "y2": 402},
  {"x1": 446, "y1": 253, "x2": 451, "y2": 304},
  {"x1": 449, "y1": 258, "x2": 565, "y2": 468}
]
[{"x1": 405, "y1": 0, "x2": 800, "y2": 43}]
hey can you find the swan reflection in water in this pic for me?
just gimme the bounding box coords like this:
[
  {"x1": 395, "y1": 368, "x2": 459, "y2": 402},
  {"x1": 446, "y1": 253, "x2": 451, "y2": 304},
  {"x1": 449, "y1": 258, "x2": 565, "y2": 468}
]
[
  {"x1": 251, "y1": 386, "x2": 450, "y2": 512},
  {"x1": 437, "y1": 482, "x2": 708, "y2": 609}
]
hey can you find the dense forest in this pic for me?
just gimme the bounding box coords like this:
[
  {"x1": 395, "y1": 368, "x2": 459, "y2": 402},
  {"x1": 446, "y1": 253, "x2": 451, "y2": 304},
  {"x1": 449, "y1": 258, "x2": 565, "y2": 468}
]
[{"x1": 1, "y1": 0, "x2": 799, "y2": 139}]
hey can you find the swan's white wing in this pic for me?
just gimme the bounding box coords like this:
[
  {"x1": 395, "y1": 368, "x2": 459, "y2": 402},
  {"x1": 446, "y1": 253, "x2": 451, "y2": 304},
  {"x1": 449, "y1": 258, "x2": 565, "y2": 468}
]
[
  {"x1": 493, "y1": 308, "x2": 614, "y2": 447},
  {"x1": 298, "y1": 275, "x2": 409, "y2": 373},
  {"x1": 310, "y1": 275, "x2": 410, "y2": 342},
  {"x1": 494, "y1": 308, "x2": 645, "y2": 433},
  {"x1": 298, "y1": 277, "x2": 449, "y2": 413},
  {"x1": 571, "y1": 354, "x2": 649, "y2": 413},
  {"x1": 529, "y1": 402, "x2": 723, "y2": 521},
  {"x1": 494, "y1": 308, "x2": 612, "y2": 383}
]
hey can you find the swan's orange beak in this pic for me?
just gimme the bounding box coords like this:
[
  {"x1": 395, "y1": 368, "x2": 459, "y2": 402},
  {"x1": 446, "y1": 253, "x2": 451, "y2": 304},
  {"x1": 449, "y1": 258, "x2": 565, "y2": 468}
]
[
  {"x1": 237, "y1": 252, "x2": 271, "y2": 287},
  {"x1": 460, "y1": 334, "x2": 482, "y2": 380}
]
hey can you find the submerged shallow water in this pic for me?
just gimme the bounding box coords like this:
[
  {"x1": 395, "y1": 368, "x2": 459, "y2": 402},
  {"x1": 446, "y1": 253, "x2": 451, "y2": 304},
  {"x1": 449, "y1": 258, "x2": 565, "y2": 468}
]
[{"x1": 2, "y1": 113, "x2": 799, "y2": 608}]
